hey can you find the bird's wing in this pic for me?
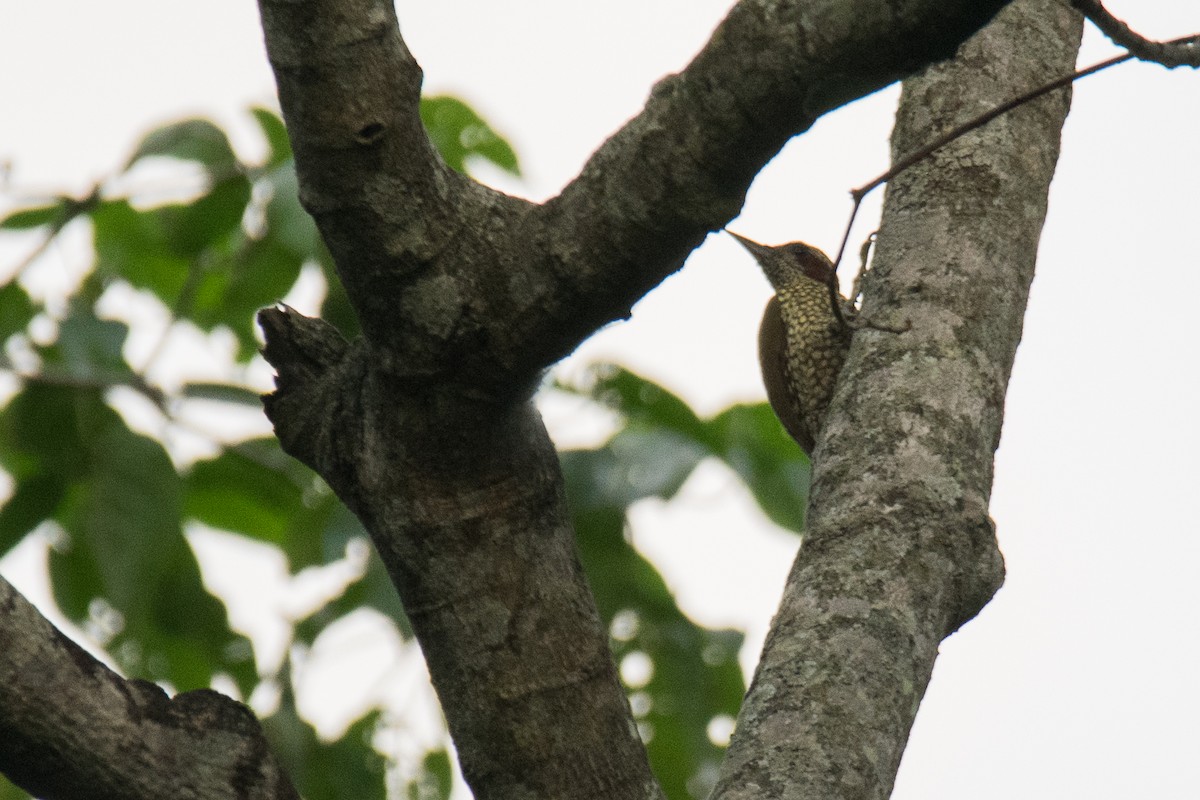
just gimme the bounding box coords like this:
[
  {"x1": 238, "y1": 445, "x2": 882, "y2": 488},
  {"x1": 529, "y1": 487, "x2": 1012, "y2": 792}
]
[{"x1": 758, "y1": 296, "x2": 814, "y2": 453}]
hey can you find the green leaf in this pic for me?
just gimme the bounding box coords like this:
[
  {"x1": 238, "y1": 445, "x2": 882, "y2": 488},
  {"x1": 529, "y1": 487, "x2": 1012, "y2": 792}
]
[
  {"x1": 562, "y1": 427, "x2": 706, "y2": 510},
  {"x1": 408, "y1": 750, "x2": 453, "y2": 800},
  {"x1": 49, "y1": 413, "x2": 173, "y2": 609},
  {"x1": 189, "y1": 232, "x2": 304, "y2": 361},
  {"x1": 49, "y1": 306, "x2": 130, "y2": 378},
  {"x1": 565, "y1": 364, "x2": 809, "y2": 533},
  {"x1": 0, "y1": 281, "x2": 37, "y2": 340},
  {"x1": 90, "y1": 173, "x2": 255, "y2": 314},
  {"x1": 0, "y1": 772, "x2": 32, "y2": 799},
  {"x1": 91, "y1": 199, "x2": 191, "y2": 303},
  {"x1": 181, "y1": 382, "x2": 264, "y2": 406},
  {"x1": 563, "y1": 445, "x2": 745, "y2": 800},
  {"x1": 27, "y1": 394, "x2": 250, "y2": 690},
  {"x1": 0, "y1": 202, "x2": 63, "y2": 231},
  {"x1": 710, "y1": 403, "x2": 809, "y2": 532},
  {"x1": 552, "y1": 365, "x2": 818, "y2": 798},
  {"x1": 93, "y1": 162, "x2": 297, "y2": 360},
  {"x1": 264, "y1": 706, "x2": 386, "y2": 800},
  {"x1": 580, "y1": 364, "x2": 710, "y2": 445},
  {"x1": 262, "y1": 163, "x2": 320, "y2": 259},
  {"x1": 628, "y1": 619, "x2": 743, "y2": 800},
  {"x1": 184, "y1": 439, "x2": 343, "y2": 571},
  {"x1": 0, "y1": 474, "x2": 66, "y2": 558},
  {"x1": 318, "y1": 555, "x2": 408, "y2": 647},
  {"x1": 420, "y1": 96, "x2": 520, "y2": 176},
  {"x1": 283, "y1": 499, "x2": 409, "y2": 638},
  {"x1": 125, "y1": 118, "x2": 239, "y2": 176},
  {"x1": 319, "y1": 247, "x2": 361, "y2": 339},
  {"x1": 184, "y1": 447, "x2": 301, "y2": 548},
  {"x1": 251, "y1": 156, "x2": 358, "y2": 339},
  {"x1": 0, "y1": 383, "x2": 100, "y2": 482},
  {"x1": 250, "y1": 107, "x2": 293, "y2": 168},
  {"x1": 155, "y1": 175, "x2": 252, "y2": 257},
  {"x1": 185, "y1": 440, "x2": 314, "y2": 548}
]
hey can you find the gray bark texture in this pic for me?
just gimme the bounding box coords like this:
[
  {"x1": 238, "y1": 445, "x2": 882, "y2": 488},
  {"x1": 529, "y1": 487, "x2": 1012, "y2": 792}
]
[
  {"x1": 0, "y1": 0, "x2": 1090, "y2": 797},
  {"x1": 712, "y1": 3, "x2": 1082, "y2": 799},
  {"x1": 254, "y1": 0, "x2": 1038, "y2": 798},
  {"x1": 0, "y1": 577, "x2": 298, "y2": 800}
]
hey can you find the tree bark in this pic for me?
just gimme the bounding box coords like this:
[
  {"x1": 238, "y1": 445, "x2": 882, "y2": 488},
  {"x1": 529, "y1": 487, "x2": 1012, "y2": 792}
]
[
  {"x1": 0, "y1": 577, "x2": 297, "y2": 800},
  {"x1": 254, "y1": 0, "x2": 1021, "y2": 797},
  {"x1": 711, "y1": 2, "x2": 1082, "y2": 798},
  {"x1": 0, "y1": 0, "x2": 1096, "y2": 797}
]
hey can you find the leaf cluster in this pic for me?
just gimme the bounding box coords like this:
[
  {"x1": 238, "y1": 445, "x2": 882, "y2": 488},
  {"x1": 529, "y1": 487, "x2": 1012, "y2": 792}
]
[
  {"x1": 557, "y1": 364, "x2": 809, "y2": 799},
  {"x1": 0, "y1": 105, "x2": 802, "y2": 800}
]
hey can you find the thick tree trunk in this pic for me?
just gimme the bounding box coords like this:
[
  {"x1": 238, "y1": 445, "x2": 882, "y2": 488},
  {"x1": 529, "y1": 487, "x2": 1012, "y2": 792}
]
[
  {"x1": 1, "y1": 0, "x2": 1095, "y2": 797},
  {"x1": 712, "y1": 3, "x2": 1082, "y2": 798},
  {"x1": 254, "y1": 1, "x2": 1018, "y2": 798}
]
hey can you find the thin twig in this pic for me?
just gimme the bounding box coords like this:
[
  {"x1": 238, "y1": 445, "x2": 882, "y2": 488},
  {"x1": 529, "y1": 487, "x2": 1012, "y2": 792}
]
[
  {"x1": 859, "y1": 53, "x2": 1113, "y2": 206},
  {"x1": 826, "y1": 31, "x2": 1200, "y2": 289},
  {"x1": 1071, "y1": 1, "x2": 1200, "y2": 68},
  {"x1": 2, "y1": 187, "x2": 102, "y2": 282},
  {"x1": 0, "y1": 359, "x2": 167, "y2": 410}
]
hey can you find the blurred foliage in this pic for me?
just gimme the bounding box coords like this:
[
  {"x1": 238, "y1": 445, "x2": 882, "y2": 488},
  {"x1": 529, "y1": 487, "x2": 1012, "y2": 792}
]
[
  {"x1": 419, "y1": 97, "x2": 520, "y2": 176},
  {"x1": 0, "y1": 102, "x2": 806, "y2": 800},
  {"x1": 0, "y1": 774, "x2": 25, "y2": 800},
  {"x1": 557, "y1": 364, "x2": 807, "y2": 800},
  {"x1": 264, "y1": 696, "x2": 387, "y2": 800}
]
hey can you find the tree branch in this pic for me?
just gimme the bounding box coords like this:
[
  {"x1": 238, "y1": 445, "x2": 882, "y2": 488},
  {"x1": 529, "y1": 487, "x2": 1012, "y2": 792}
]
[
  {"x1": 258, "y1": 306, "x2": 661, "y2": 800},
  {"x1": 254, "y1": 1, "x2": 1029, "y2": 798},
  {"x1": 0, "y1": 577, "x2": 296, "y2": 800},
  {"x1": 525, "y1": 0, "x2": 1015, "y2": 377},
  {"x1": 712, "y1": 2, "x2": 1083, "y2": 797},
  {"x1": 1071, "y1": 0, "x2": 1200, "y2": 68},
  {"x1": 259, "y1": 0, "x2": 1016, "y2": 396}
]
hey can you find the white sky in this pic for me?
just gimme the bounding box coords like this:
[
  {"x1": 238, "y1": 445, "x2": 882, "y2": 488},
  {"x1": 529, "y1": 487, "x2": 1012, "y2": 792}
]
[{"x1": 2, "y1": 1, "x2": 1200, "y2": 798}]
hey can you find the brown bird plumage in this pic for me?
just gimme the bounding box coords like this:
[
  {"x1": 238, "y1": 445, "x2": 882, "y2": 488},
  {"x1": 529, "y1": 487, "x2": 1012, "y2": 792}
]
[{"x1": 729, "y1": 232, "x2": 852, "y2": 455}]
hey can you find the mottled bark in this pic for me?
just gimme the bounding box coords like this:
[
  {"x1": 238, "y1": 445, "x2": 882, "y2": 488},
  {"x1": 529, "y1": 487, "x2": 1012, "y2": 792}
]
[
  {"x1": 711, "y1": 3, "x2": 1083, "y2": 798},
  {"x1": 0, "y1": 0, "x2": 1101, "y2": 796},
  {"x1": 0, "y1": 577, "x2": 296, "y2": 800},
  {"x1": 253, "y1": 0, "x2": 1020, "y2": 798}
]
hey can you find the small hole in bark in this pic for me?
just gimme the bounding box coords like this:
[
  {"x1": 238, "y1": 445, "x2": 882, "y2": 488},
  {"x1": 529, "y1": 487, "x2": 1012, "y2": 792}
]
[{"x1": 356, "y1": 122, "x2": 385, "y2": 144}]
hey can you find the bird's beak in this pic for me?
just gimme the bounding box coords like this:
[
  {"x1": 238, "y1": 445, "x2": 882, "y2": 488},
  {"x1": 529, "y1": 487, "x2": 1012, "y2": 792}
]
[{"x1": 725, "y1": 230, "x2": 772, "y2": 260}]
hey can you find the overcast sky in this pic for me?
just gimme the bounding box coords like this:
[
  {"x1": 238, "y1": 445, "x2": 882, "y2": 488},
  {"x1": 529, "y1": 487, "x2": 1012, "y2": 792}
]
[{"x1": 2, "y1": 2, "x2": 1199, "y2": 798}]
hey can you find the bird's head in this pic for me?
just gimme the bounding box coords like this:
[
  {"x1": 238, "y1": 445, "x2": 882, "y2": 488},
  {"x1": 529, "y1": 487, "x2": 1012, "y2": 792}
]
[{"x1": 727, "y1": 231, "x2": 835, "y2": 291}]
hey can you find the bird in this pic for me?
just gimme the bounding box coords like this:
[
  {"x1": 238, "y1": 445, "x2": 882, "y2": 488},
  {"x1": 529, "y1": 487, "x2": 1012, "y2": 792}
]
[{"x1": 728, "y1": 231, "x2": 853, "y2": 456}]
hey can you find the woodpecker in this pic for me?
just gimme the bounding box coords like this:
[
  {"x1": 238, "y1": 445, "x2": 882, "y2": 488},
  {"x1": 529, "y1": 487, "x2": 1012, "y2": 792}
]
[{"x1": 728, "y1": 232, "x2": 852, "y2": 456}]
